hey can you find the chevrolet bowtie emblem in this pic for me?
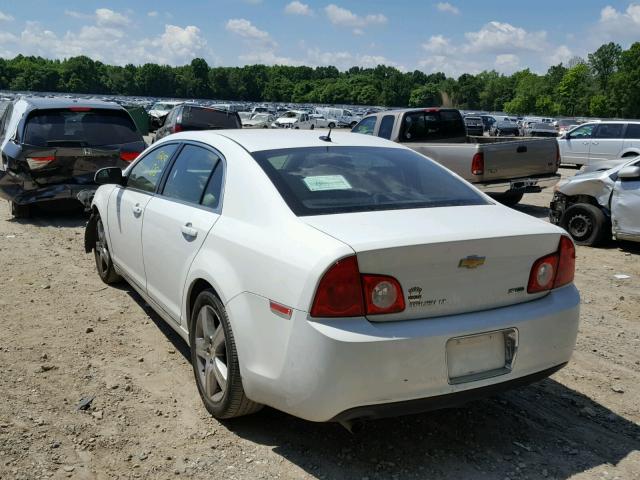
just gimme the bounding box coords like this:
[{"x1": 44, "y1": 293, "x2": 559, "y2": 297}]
[{"x1": 458, "y1": 255, "x2": 486, "y2": 269}]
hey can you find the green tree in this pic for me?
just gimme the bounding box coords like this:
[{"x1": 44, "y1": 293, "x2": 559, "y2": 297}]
[
  {"x1": 556, "y1": 64, "x2": 593, "y2": 116},
  {"x1": 408, "y1": 84, "x2": 441, "y2": 107},
  {"x1": 588, "y1": 42, "x2": 622, "y2": 90}
]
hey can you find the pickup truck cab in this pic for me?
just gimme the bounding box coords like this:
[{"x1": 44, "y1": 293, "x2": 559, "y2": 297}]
[
  {"x1": 558, "y1": 121, "x2": 640, "y2": 166},
  {"x1": 352, "y1": 108, "x2": 560, "y2": 206}
]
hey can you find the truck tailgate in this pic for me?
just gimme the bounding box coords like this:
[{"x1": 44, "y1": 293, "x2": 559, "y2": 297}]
[{"x1": 480, "y1": 138, "x2": 558, "y2": 182}]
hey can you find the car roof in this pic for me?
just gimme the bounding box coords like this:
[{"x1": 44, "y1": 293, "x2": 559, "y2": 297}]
[
  {"x1": 164, "y1": 129, "x2": 405, "y2": 153},
  {"x1": 18, "y1": 96, "x2": 124, "y2": 110}
]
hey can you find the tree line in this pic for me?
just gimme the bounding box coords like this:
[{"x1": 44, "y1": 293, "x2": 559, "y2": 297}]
[{"x1": 0, "y1": 41, "x2": 638, "y2": 118}]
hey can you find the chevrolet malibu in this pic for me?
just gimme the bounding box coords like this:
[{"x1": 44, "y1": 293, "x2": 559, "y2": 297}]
[{"x1": 85, "y1": 130, "x2": 580, "y2": 423}]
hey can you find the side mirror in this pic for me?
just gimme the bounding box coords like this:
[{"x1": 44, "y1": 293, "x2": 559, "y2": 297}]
[
  {"x1": 618, "y1": 165, "x2": 640, "y2": 180},
  {"x1": 95, "y1": 167, "x2": 125, "y2": 186}
]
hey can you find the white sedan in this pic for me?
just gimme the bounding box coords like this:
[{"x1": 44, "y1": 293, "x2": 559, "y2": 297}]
[{"x1": 85, "y1": 130, "x2": 580, "y2": 423}]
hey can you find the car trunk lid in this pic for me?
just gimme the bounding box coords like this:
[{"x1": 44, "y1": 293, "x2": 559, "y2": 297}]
[{"x1": 304, "y1": 205, "x2": 562, "y2": 321}]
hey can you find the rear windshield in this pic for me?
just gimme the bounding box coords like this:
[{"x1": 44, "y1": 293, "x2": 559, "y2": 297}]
[
  {"x1": 252, "y1": 146, "x2": 488, "y2": 216},
  {"x1": 181, "y1": 106, "x2": 241, "y2": 129},
  {"x1": 400, "y1": 110, "x2": 466, "y2": 142},
  {"x1": 24, "y1": 109, "x2": 142, "y2": 147}
]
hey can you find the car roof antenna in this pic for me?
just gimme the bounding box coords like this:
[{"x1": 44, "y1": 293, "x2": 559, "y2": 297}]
[{"x1": 319, "y1": 126, "x2": 333, "y2": 142}]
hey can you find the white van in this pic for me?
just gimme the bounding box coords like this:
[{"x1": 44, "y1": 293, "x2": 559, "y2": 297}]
[
  {"x1": 314, "y1": 107, "x2": 361, "y2": 128},
  {"x1": 558, "y1": 121, "x2": 640, "y2": 166}
]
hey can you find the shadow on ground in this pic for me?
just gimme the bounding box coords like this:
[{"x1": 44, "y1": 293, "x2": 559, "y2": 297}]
[
  {"x1": 124, "y1": 287, "x2": 640, "y2": 480},
  {"x1": 513, "y1": 202, "x2": 549, "y2": 219},
  {"x1": 6, "y1": 200, "x2": 88, "y2": 228}
]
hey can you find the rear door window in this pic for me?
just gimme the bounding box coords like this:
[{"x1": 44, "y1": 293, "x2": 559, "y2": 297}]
[
  {"x1": 400, "y1": 110, "x2": 466, "y2": 141},
  {"x1": 24, "y1": 108, "x2": 142, "y2": 147},
  {"x1": 181, "y1": 106, "x2": 241, "y2": 129},
  {"x1": 252, "y1": 146, "x2": 488, "y2": 216},
  {"x1": 593, "y1": 123, "x2": 624, "y2": 139},
  {"x1": 161, "y1": 145, "x2": 221, "y2": 205},
  {"x1": 377, "y1": 115, "x2": 395, "y2": 140},
  {"x1": 624, "y1": 124, "x2": 640, "y2": 139},
  {"x1": 352, "y1": 116, "x2": 376, "y2": 135}
]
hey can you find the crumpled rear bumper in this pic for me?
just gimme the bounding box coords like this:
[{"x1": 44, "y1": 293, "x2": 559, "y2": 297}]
[{"x1": 0, "y1": 170, "x2": 96, "y2": 208}]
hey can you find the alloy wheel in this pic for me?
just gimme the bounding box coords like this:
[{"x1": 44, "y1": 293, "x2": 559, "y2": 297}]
[{"x1": 194, "y1": 305, "x2": 228, "y2": 402}]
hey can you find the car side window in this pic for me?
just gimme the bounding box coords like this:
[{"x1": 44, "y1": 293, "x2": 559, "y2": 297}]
[
  {"x1": 201, "y1": 162, "x2": 224, "y2": 209},
  {"x1": 593, "y1": 123, "x2": 624, "y2": 139},
  {"x1": 162, "y1": 144, "x2": 220, "y2": 205},
  {"x1": 377, "y1": 115, "x2": 395, "y2": 140},
  {"x1": 624, "y1": 124, "x2": 640, "y2": 139},
  {"x1": 127, "y1": 144, "x2": 177, "y2": 193},
  {"x1": 352, "y1": 116, "x2": 376, "y2": 135},
  {"x1": 570, "y1": 125, "x2": 595, "y2": 138}
]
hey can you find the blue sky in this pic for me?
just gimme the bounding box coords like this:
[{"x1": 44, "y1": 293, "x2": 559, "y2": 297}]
[{"x1": 0, "y1": 1, "x2": 638, "y2": 76}]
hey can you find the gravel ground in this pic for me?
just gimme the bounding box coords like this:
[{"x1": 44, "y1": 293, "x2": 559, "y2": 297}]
[{"x1": 0, "y1": 167, "x2": 638, "y2": 480}]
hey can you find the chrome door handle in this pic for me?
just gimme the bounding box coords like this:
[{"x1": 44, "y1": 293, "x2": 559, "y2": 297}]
[
  {"x1": 592, "y1": 141, "x2": 599, "y2": 145},
  {"x1": 181, "y1": 223, "x2": 198, "y2": 238},
  {"x1": 132, "y1": 204, "x2": 143, "y2": 216}
]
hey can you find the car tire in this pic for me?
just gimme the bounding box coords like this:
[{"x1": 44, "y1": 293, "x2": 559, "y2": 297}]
[
  {"x1": 562, "y1": 203, "x2": 609, "y2": 246},
  {"x1": 94, "y1": 215, "x2": 121, "y2": 284},
  {"x1": 310, "y1": 124, "x2": 315, "y2": 130},
  {"x1": 328, "y1": 122, "x2": 336, "y2": 129},
  {"x1": 10, "y1": 201, "x2": 30, "y2": 219},
  {"x1": 189, "y1": 290, "x2": 262, "y2": 419},
  {"x1": 491, "y1": 192, "x2": 524, "y2": 207}
]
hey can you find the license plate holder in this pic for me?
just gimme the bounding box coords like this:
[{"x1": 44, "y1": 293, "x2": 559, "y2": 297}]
[
  {"x1": 511, "y1": 179, "x2": 538, "y2": 190},
  {"x1": 446, "y1": 329, "x2": 518, "y2": 385}
]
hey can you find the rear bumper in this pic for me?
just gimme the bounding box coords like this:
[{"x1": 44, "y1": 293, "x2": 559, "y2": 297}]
[
  {"x1": 478, "y1": 173, "x2": 561, "y2": 194},
  {"x1": 230, "y1": 285, "x2": 580, "y2": 422},
  {"x1": 0, "y1": 171, "x2": 96, "y2": 207}
]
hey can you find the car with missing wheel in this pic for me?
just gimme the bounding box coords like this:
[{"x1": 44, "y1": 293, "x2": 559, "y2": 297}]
[
  {"x1": 85, "y1": 130, "x2": 580, "y2": 424},
  {"x1": 550, "y1": 156, "x2": 640, "y2": 246}
]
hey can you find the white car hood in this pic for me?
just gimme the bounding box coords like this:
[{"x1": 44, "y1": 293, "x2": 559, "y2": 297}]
[{"x1": 276, "y1": 118, "x2": 298, "y2": 124}]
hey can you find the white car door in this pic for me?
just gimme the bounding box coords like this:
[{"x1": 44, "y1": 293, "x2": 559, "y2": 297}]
[
  {"x1": 611, "y1": 160, "x2": 640, "y2": 241},
  {"x1": 141, "y1": 143, "x2": 223, "y2": 323},
  {"x1": 559, "y1": 124, "x2": 595, "y2": 165},
  {"x1": 589, "y1": 123, "x2": 624, "y2": 163},
  {"x1": 107, "y1": 143, "x2": 178, "y2": 289}
]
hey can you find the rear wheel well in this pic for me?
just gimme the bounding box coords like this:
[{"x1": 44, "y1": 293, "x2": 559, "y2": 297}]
[
  {"x1": 188, "y1": 279, "x2": 220, "y2": 325},
  {"x1": 622, "y1": 151, "x2": 639, "y2": 158}
]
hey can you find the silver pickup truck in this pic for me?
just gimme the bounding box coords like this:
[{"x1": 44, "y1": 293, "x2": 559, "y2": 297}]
[{"x1": 351, "y1": 108, "x2": 561, "y2": 205}]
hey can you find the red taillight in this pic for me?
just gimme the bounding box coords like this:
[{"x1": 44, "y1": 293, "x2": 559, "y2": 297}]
[
  {"x1": 424, "y1": 107, "x2": 440, "y2": 112},
  {"x1": 471, "y1": 152, "x2": 484, "y2": 175},
  {"x1": 527, "y1": 236, "x2": 575, "y2": 293},
  {"x1": 361, "y1": 274, "x2": 405, "y2": 315},
  {"x1": 173, "y1": 123, "x2": 183, "y2": 133},
  {"x1": 26, "y1": 155, "x2": 55, "y2": 169},
  {"x1": 310, "y1": 256, "x2": 406, "y2": 317},
  {"x1": 310, "y1": 256, "x2": 364, "y2": 317},
  {"x1": 554, "y1": 235, "x2": 575, "y2": 288},
  {"x1": 120, "y1": 151, "x2": 139, "y2": 162},
  {"x1": 69, "y1": 107, "x2": 92, "y2": 112}
]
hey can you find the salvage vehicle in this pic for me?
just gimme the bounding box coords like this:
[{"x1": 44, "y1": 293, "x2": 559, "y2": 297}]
[
  {"x1": 148, "y1": 101, "x2": 183, "y2": 131},
  {"x1": 352, "y1": 108, "x2": 560, "y2": 206},
  {"x1": 464, "y1": 116, "x2": 484, "y2": 136},
  {"x1": 490, "y1": 119, "x2": 520, "y2": 137},
  {"x1": 154, "y1": 104, "x2": 241, "y2": 142},
  {"x1": 0, "y1": 97, "x2": 145, "y2": 217},
  {"x1": 314, "y1": 107, "x2": 361, "y2": 128},
  {"x1": 550, "y1": 156, "x2": 640, "y2": 246},
  {"x1": 522, "y1": 122, "x2": 558, "y2": 137},
  {"x1": 85, "y1": 130, "x2": 579, "y2": 424},
  {"x1": 242, "y1": 113, "x2": 275, "y2": 129},
  {"x1": 272, "y1": 111, "x2": 314, "y2": 129},
  {"x1": 554, "y1": 118, "x2": 579, "y2": 136},
  {"x1": 558, "y1": 121, "x2": 640, "y2": 166}
]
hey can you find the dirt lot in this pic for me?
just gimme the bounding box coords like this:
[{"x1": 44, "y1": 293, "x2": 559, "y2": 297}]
[{"x1": 0, "y1": 167, "x2": 638, "y2": 480}]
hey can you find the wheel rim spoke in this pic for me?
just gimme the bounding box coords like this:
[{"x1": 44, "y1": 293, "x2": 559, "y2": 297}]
[
  {"x1": 194, "y1": 338, "x2": 208, "y2": 360},
  {"x1": 195, "y1": 305, "x2": 227, "y2": 402},
  {"x1": 204, "y1": 361, "x2": 219, "y2": 397}
]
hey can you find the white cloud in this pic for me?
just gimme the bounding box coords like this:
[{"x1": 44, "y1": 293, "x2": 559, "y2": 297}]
[
  {"x1": 464, "y1": 21, "x2": 546, "y2": 54},
  {"x1": 495, "y1": 54, "x2": 519, "y2": 71},
  {"x1": 436, "y1": 2, "x2": 460, "y2": 15},
  {"x1": 547, "y1": 45, "x2": 573, "y2": 65},
  {"x1": 324, "y1": 4, "x2": 387, "y2": 34},
  {"x1": 595, "y1": 3, "x2": 640, "y2": 43},
  {"x1": 418, "y1": 55, "x2": 483, "y2": 77},
  {"x1": 0, "y1": 11, "x2": 14, "y2": 21},
  {"x1": 285, "y1": 1, "x2": 313, "y2": 16},
  {"x1": 147, "y1": 11, "x2": 159, "y2": 18},
  {"x1": 422, "y1": 35, "x2": 452, "y2": 54},
  {"x1": 95, "y1": 8, "x2": 130, "y2": 26},
  {"x1": 225, "y1": 18, "x2": 276, "y2": 47},
  {"x1": 305, "y1": 47, "x2": 404, "y2": 70}
]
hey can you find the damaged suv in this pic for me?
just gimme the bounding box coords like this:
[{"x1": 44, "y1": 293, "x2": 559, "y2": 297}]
[
  {"x1": 0, "y1": 97, "x2": 146, "y2": 217},
  {"x1": 550, "y1": 156, "x2": 640, "y2": 246}
]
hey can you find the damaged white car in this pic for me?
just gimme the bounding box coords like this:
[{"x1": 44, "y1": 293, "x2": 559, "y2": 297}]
[{"x1": 550, "y1": 156, "x2": 640, "y2": 246}]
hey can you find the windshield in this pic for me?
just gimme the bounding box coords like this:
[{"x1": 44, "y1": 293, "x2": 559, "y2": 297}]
[
  {"x1": 280, "y1": 112, "x2": 300, "y2": 119},
  {"x1": 252, "y1": 114, "x2": 270, "y2": 121},
  {"x1": 252, "y1": 146, "x2": 488, "y2": 216},
  {"x1": 24, "y1": 109, "x2": 142, "y2": 147},
  {"x1": 181, "y1": 106, "x2": 241, "y2": 129}
]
